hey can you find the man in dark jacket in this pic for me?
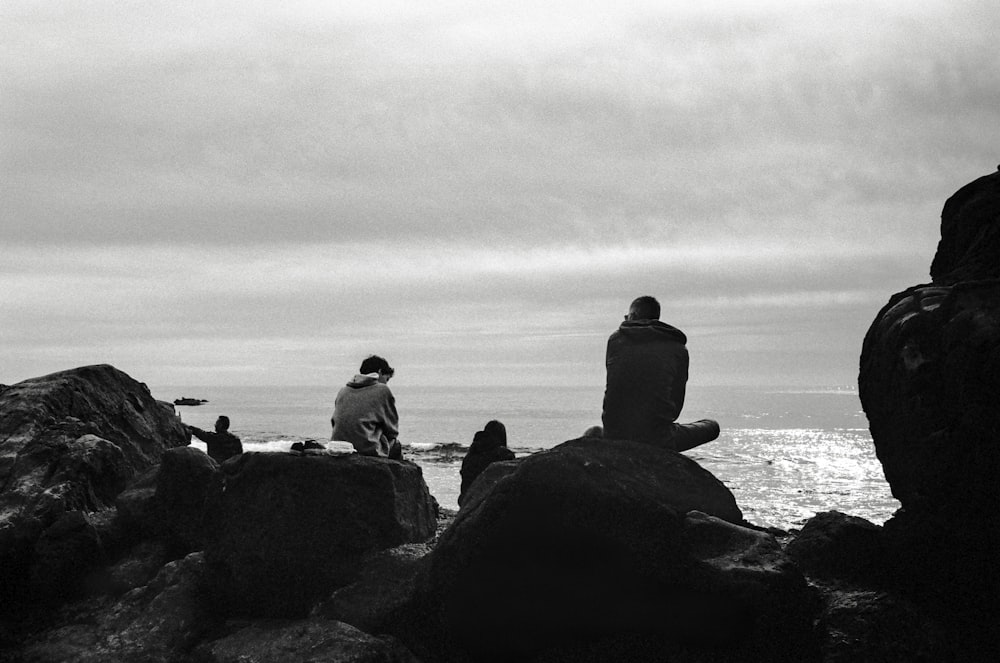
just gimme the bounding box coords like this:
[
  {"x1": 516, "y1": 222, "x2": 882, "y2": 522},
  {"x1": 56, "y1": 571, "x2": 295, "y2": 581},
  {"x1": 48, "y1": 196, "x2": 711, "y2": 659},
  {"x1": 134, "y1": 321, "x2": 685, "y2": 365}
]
[
  {"x1": 187, "y1": 415, "x2": 243, "y2": 463},
  {"x1": 601, "y1": 296, "x2": 719, "y2": 451}
]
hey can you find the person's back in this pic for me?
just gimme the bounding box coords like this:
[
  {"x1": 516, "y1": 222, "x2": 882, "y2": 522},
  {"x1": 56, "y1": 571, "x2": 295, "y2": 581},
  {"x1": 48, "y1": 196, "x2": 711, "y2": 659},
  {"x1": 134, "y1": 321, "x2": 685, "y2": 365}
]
[
  {"x1": 188, "y1": 415, "x2": 243, "y2": 463},
  {"x1": 331, "y1": 355, "x2": 401, "y2": 459},
  {"x1": 459, "y1": 420, "x2": 514, "y2": 506},
  {"x1": 602, "y1": 318, "x2": 689, "y2": 445},
  {"x1": 601, "y1": 296, "x2": 719, "y2": 451}
]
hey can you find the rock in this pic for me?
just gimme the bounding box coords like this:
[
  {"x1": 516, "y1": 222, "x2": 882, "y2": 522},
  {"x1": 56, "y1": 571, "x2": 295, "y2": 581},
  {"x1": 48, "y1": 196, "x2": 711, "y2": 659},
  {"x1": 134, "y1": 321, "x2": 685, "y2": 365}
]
[
  {"x1": 860, "y1": 282, "x2": 1000, "y2": 512},
  {"x1": 29, "y1": 511, "x2": 105, "y2": 603},
  {"x1": 100, "y1": 540, "x2": 172, "y2": 596},
  {"x1": 785, "y1": 511, "x2": 886, "y2": 584},
  {"x1": 113, "y1": 466, "x2": 160, "y2": 536},
  {"x1": 859, "y1": 170, "x2": 1000, "y2": 615},
  {"x1": 205, "y1": 452, "x2": 437, "y2": 618},
  {"x1": 815, "y1": 590, "x2": 947, "y2": 663},
  {"x1": 424, "y1": 438, "x2": 815, "y2": 661},
  {"x1": 929, "y1": 167, "x2": 1000, "y2": 284},
  {"x1": 0, "y1": 365, "x2": 188, "y2": 607},
  {"x1": 455, "y1": 458, "x2": 518, "y2": 510},
  {"x1": 314, "y1": 543, "x2": 432, "y2": 635},
  {"x1": 20, "y1": 552, "x2": 219, "y2": 663},
  {"x1": 149, "y1": 447, "x2": 223, "y2": 554},
  {"x1": 191, "y1": 618, "x2": 421, "y2": 663}
]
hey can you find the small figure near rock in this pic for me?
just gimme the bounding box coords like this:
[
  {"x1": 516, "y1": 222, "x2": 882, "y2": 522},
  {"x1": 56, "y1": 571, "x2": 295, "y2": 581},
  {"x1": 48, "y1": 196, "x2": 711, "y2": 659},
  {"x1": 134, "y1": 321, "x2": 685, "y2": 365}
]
[
  {"x1": 187, "y1": 415, "x2": 243, "y2": 464},
  {"x1": 331, "y1": 355, "x2": 403, "y2": 460},
  {"x1": 601, "y1": 295, "x2": 720, "y2": 451},
  {"x1": 459, "y1": 420, "x2": 514, "y2": 506}
]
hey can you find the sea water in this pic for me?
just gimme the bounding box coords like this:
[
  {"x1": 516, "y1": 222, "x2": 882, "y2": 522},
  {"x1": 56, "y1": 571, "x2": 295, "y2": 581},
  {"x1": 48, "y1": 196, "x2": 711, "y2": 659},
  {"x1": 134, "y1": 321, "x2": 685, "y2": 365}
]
[{"x1": 157, "y1": 383, "x2": 899, "y2": 530}]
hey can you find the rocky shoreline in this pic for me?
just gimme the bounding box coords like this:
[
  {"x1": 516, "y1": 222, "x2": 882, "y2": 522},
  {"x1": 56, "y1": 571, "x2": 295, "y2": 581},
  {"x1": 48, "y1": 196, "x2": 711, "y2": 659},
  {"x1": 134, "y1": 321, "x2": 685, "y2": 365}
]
[{"x1": 2, "y1": 170, "x2": 1000, "y2": 661}]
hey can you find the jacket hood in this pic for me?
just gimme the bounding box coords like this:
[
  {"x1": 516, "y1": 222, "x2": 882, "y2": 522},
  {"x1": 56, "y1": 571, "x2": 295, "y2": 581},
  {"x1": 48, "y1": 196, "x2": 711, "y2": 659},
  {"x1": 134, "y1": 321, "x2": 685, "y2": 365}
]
[
  {"x1": 347, "y1": 373, "x2": 380, "y2": 388},
  {"x1": 617, "y1": 319, "x2": 687, "y2": 344},
  {"x1": 469, "y1": 421, "x2": 507, "y2": 453}
]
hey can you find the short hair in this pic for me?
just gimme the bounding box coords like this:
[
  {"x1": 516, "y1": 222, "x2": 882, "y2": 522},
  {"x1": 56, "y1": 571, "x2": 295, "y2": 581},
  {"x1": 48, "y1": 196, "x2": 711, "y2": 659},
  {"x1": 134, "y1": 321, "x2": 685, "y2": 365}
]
[
  {"x1": 359, "y1": 354, "x2": 394, "y2": 377},
  {"x1": 217, "y1": 415, "x2": 230, "y2": 430},
  {"x1": 629, "y1": 296, "x2": 661, "y2": 320}
]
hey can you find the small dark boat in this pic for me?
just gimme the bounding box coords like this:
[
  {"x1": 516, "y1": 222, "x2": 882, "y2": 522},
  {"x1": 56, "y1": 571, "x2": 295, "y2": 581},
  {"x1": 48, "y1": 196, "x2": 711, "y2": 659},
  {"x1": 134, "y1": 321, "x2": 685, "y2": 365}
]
[{"x1": 173, "y1": 397, "x2": 208, "y2": 406}]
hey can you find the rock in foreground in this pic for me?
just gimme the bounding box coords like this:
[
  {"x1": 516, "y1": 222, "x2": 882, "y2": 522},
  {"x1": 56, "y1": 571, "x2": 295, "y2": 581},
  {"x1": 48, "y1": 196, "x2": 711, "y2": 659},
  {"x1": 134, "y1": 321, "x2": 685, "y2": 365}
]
[
  {"x1": 206, "y1": 452, "x2": 437, "y2": 617},
  {"x1": 0, "y1": 364, "x2": 188, "y2": 606},
  {"x1": 424, "y1": 438, "x2": 815, "y2": 661},
  {"x1": 860, "y1": 168, "x2": 1000, "y2": 615}
]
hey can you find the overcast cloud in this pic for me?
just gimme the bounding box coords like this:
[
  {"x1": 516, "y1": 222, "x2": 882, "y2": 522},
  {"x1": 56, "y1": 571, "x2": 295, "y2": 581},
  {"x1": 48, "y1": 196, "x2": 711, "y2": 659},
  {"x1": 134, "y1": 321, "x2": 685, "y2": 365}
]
[{"x1": 2, "y1": 0, "x2": 998, "y2": 388}]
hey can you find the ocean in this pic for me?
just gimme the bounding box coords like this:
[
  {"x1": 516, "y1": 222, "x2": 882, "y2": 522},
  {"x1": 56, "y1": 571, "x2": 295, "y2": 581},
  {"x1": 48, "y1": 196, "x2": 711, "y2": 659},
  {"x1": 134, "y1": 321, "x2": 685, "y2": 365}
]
[{"x1": 155, "y1": 383, "x2": 899, "y2": 531}]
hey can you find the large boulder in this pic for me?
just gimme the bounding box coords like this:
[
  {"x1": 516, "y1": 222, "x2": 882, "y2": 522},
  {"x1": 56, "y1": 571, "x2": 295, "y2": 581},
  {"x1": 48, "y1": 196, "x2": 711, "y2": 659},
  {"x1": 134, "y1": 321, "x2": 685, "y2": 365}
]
[
  {"x1": 314, "y1": 543, "x2": 432, "y2": 635},
  {"x1": 0, "y1": 365, "x2": 188, "y2": 607},
  {"x1": 859, "y1": 169, "x2": 1000, "y2": 615},
  {"x1": 205, "y1": 452, "x2": 437, "y2": 617},
  {"x1": 785, "y1": 511, "x2": 886, "y2": 585},
  {"x1": 115, "y1": 446, "x2": 223, "y2": 555},
  {"x1": 422, "y1": 437, "x2": 816, "y2": 661}
]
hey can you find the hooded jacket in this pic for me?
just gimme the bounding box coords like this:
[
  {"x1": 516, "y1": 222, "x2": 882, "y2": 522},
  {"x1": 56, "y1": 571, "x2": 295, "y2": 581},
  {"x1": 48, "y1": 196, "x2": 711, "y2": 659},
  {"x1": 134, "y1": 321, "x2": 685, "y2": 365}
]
[
  {"x1": 459, "y1": 421, "x2": 514, "y2": 506},
  {"x1": 601, "y1": 319, "x2": 689, "y2": 445},
  {"x1": 331, "y1": 373, "x2": 399, "y2": 457}
]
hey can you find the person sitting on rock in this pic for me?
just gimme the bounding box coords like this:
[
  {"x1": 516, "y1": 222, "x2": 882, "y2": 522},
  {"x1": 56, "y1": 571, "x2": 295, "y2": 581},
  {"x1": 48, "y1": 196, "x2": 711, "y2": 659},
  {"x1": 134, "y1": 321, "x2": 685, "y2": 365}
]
[
  {"x1": 459, "y1": 420, "x2": 514, "y2": 506},
  {"x1": 187, "y1": 415, "x2": 243, "y2": 463},
  {"x1": 331, "y1": 355, "x2": 403, "y2": 460},
  {"x1": 601, "y1": 295, "x2": 720, "y2": 451}
]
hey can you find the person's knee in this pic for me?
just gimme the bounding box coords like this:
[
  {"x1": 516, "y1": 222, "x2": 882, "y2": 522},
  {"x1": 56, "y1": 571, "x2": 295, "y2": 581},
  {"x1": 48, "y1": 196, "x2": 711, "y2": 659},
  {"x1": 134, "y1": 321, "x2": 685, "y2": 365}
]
[{"x1": 699, "y1": 419, "x2": 721, "y2": 441}]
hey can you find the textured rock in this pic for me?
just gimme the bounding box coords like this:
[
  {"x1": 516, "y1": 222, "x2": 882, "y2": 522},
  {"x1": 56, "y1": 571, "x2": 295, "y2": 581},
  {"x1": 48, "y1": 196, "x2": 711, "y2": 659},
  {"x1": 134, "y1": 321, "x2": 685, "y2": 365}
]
[
  {"x1": 20, "y1": 552, "x2": 218, "y2": 663},
  {"x1": 314, "y1": 543, "x2": 431, "y2": 635},
  {"x1": 929, "y1": 167, "x2": 1000, "y2": 284},
  {"x1": 1, "y1": 365, "x2": 187, "y2": 607},
  {"x1": 860, "y1": 283, "x2": 1000, "y2": 511},
  {"x1": 206, "y1": 452, "x2": 437, "y2": 617},
  {"x1": 424, "y1": 438, "x2": 817, "y2": 661},
  {"x1": 859, "y1": 170, "x2": 1000, "y2": 618},
  {"x1": 785, "y1": 511, "x2": 886, "y2": 584},
  {"x1": 148, "y1": 447, "x2": 223, "y2": 554},
  {"x1": 815, "y1": 590, "x2": 947, "y2": 663},
  {"x1": 192, "y1": 618, "x2": 420, "y2": 663},
  {"x1": 29, "y1": 510, "x2": 105, "y2": 603}
]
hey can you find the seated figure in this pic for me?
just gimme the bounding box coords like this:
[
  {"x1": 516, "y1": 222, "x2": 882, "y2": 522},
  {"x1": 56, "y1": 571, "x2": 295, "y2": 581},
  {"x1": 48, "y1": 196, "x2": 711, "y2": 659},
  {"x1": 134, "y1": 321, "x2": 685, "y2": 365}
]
[{"x1": 459, "y1": 420, "x2": 514, "y2": 506}]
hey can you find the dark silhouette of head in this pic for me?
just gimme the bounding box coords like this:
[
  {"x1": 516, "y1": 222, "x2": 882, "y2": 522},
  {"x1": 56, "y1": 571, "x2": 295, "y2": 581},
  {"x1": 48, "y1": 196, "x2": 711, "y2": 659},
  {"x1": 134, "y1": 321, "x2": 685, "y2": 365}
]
[
  {"x1": 215, "y1": 416, "x2": 230, "y2": 432},
  {"x1": 628, "y1": 296, "x2": 660, "y2": 321},
  {"x1": 359, "y1": 355, "x2": 394, "y2": 378},
  {"x1": 484, "y1": 419, "x2": 507, "y2": 447}
]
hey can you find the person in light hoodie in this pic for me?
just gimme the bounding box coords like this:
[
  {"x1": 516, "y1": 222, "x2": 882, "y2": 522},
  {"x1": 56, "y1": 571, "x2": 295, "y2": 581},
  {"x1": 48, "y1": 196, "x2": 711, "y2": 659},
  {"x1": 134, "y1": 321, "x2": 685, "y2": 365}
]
[{"x1": 331, "y1": 355, "x2": 402, "y2": 459}]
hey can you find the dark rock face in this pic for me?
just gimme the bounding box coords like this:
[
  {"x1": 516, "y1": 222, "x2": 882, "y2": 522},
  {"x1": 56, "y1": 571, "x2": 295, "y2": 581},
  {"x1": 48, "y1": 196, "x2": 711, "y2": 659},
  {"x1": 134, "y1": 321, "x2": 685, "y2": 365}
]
[
  {"x1": 860, "y1": 283, "x2": 1000, "y2": 511},
  {"x1": 930, "y1": 168, "x2": 1000, "y2": 284},
  {"x1": 425, "y1": 438, "x2": 813, "y2": 661},
  {"x1": 20, "y1": 552, "x2": 218, "y2": 663},
  {"x1": 785, "y1": 511, "x2": 886, "y2": 585},
  {"x1": 859, "y1": 170, "x2": 1000, "y2": 616},
  {"x1": 192, "y1": 618, "x2": 420, "y2": 663},
  {"x1": 815, "y1": 590, "x2": 947, "y2": 663},
  {"x1": 151, "y1": 447, "x2": 223, "y2": 554},
  {"x1": 0, "y1": 365, "x2": 188, "y2": 607},
  {"x1": 315, "y1": 543, "x2": 432, "y2": 635},
  {"x1": 206, "y1": 452, "x2": 437, "y2": 617}
]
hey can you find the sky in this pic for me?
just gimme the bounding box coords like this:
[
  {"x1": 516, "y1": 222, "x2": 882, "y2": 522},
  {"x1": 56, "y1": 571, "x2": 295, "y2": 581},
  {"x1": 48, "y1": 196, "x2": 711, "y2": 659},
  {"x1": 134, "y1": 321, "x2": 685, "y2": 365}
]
[{"x1": 2, "y1": 0, "x2": 998, "y2": 389}]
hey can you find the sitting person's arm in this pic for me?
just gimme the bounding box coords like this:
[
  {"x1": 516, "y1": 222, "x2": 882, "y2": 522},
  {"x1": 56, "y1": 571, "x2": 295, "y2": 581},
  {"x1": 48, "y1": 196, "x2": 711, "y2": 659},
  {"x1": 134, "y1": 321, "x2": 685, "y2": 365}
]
[{"x1": 187, "y1": 425, "x2": 210, "y2": 443}]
